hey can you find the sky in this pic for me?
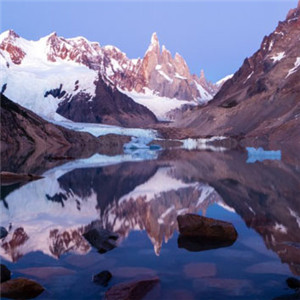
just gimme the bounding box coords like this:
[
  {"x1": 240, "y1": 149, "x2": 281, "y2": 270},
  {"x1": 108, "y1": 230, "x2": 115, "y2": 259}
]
[{"x1": 1, "y1": 0, "x2": 297, "y2": 82}]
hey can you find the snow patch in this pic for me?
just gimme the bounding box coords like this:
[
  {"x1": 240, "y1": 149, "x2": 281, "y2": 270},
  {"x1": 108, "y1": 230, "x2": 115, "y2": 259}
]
[
  {"x1": 244, "y1": 71, "x2": 254, "y2": 84},
  {"x1": 50, "y1": 118, "x2": 157, "y2": 139},
  {"x1": 175, "y1": 73, "x2": 187, "y2": 80},
  {"x1": 289, "y1": 208, "x2": 300, "y2": 228},
  {"x1": 119, "y1": 168, "x2": 197, "y2": 204},
  {"x1": 215, "y1": 74, "x2": 234, "y2": 86},
  {"x1": 270, "y1": 52, "x2": 285, "y2": 62},
  {"x1": 286, "y1": 57, "x2": 300, "y2": 78},
  {"x1": 121, "y1": 88, "x2": 192, "y2": 121},
  {"x1": 157, "y1": 70, "x2": 173, "y2": 83},
  {"x1": 182, "y1": 137, "x2": 227, "y2": 152},
  {"x1": 194, "y1": 81, "x2": 213, "y2": 102},
  {"x1": 273, "y1": 223, "x2": 287, "y2": 234}
]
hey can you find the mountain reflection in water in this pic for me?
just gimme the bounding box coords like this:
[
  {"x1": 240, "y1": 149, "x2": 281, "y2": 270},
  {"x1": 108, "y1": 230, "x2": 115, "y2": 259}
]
[{"x1": 1, "y1": 149, "x2": 300, "y2": 299}]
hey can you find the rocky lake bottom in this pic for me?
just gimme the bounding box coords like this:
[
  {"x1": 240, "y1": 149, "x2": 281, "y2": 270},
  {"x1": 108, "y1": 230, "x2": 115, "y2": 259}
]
[{"x1": 1, "y1": 147, "x2": 300, "y2": 300}]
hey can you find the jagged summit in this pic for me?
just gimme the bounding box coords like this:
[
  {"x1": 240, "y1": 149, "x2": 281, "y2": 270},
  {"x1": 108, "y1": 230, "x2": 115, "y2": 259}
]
[
  {"x1": 146, "y1": 32, "x2": 160, "y2": 55},
  {"x1": 0, "y1": 29, "x2": 19, "y2": 41},
  {"x1": 151, "y1": 32, "x2": 159, "y2": 44}
]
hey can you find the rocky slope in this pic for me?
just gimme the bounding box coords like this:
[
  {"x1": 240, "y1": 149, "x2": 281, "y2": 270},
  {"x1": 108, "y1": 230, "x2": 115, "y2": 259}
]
[
  {"x1": 0, "y1": 30, "x2": 220, "y2": 123},
  {"x1": 176, "y1": 2, "x2": 300, "y2": 150},
  {"x1": 56, "y1": 76, "x2": 158, "y2": 127},
  {"x1": 0, "y1": 94, "x2": 103, "y2": 169}
]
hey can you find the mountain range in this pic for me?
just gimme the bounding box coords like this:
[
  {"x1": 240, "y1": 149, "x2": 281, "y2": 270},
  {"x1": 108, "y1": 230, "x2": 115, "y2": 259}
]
[
  {"x1": 0, "y1": 1, "x2": 299, "y2": 157},
  {"x1": 0, "y1": 30, "x2": 221, "y2": 126}
]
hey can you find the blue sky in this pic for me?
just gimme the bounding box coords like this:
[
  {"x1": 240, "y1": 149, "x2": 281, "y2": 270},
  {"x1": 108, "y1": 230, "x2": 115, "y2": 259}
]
[{"x1": 1, "y1": 0, "x2": 297, "y2": 82}]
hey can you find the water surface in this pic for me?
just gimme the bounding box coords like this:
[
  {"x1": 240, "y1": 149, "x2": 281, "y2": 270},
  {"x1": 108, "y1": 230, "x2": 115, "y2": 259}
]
[{"x1": 1, "y1": 149, "x2": 300, "y2": 299}]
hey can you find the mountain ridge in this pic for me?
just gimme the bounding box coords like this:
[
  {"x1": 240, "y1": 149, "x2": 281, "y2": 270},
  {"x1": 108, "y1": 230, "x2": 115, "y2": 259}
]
[
  {"x1": 0, "y1": 30, "x2": 225, "y2": 124},
  {"x1": 172, "y1": 1, "x2": 300, "y2": 152}
]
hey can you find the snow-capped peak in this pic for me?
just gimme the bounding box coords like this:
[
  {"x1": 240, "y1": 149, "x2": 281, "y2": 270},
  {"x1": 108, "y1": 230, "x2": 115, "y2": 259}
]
[
  {"x1": 151, "y1": 32, "x2": 159, "y2": 44},
  {"x1": 0, "y1": 29, "x2": 19, "y2": 42},
  {"x1": 216, "y1": 74, "x2": 234, "y2": 86},
  {"x1": 0, "y1": 30, "x2": 221, "y2": 122},
  {"x1": 146, "y1": 32, "x2": 160, "y2": 53}
]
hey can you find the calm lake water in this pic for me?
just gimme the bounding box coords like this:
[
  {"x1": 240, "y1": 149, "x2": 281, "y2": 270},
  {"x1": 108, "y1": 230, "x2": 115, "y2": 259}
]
[{"x1": 1, "y1": 149, "x2": 300, "y2": 300}]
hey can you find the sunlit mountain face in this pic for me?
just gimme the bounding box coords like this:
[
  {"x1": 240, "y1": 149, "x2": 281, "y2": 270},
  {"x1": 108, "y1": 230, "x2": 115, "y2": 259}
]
[{"x1": 1, "y1": 150, "x2": 299, "y2": 288}]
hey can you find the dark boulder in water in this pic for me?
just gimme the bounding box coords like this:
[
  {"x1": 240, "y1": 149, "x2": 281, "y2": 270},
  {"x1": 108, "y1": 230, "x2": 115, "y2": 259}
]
[
  {"x1": 83, "y1": 228, "x2": 118, "y2": 253},
  {"x1": 0, "y1": 278, "x2": 44, "y2": 299},
  {"x1": 178, "y1": 235, "x2": 236, "y2": 252},
  {"x1": 93, "y1": 270, "x2": 112, "y2": 286},
  {"x1": 177, "y1": 214, "x2": 238, "y2": 242},
  {"x1": 286, "y1": 277, "x2": 300, "y2": 290},
  {"x1": 0, "y1": 264, "x2": 11, "y2": 283}
]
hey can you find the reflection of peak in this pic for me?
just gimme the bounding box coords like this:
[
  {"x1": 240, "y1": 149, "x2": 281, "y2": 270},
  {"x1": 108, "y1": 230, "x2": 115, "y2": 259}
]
[
  {"x1": 0, "y1": 162, "x2": 227, "y2": 261},
  {"x1": 100, "y1": 167, "x2": 224, "y2": 254}
]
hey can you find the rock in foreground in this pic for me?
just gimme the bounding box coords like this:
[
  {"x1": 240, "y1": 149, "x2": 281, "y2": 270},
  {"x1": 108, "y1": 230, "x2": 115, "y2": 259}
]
[
  {"x1": 177, "y1": 214, "x2": 238, "y2": 241},
  {"x1": 105, "y1": 277, "x2": 159, "y2": 300},
  {"x1": 0, "y1": 278, "x2": 44, "y2": 299}
]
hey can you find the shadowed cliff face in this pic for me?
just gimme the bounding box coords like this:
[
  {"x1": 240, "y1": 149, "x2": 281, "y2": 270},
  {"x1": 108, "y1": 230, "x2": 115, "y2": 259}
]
[
  {"x1": 0, "y1": 94, "x2": 103, "y2": 173},
  {"x1": 56, "y1": 76, "x2": 158, "y2": 127}
]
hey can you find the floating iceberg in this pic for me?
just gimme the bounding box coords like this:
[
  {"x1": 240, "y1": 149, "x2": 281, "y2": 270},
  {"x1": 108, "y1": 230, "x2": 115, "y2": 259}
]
[{"x1": 246, "y1": 147, "x2": 281, "y2": 163}]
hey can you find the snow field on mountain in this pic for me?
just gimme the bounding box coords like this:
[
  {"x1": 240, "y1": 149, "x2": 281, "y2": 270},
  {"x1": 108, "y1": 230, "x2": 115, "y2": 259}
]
[
  {"x1": 51, "y1": 118, "x2": 157, "y2": 138},
  {"x1": 1, "y1": 62, "x2": 97, "y2": 120},
  {"x1": 122, "y1": 88, "x2": 193, "y2": 121}
]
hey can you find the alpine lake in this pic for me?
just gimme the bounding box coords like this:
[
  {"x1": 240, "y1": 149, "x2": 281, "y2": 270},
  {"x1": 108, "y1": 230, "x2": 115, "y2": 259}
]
[{"x1": 1, "y1": 145, "x2": 300, "y2": 300}]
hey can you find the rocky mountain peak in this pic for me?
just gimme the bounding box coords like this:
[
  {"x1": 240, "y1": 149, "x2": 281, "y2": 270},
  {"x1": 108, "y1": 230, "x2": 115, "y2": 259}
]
[
  {"x1": 1, "y1": 30, "x2": 19, "y2": 41},
  {"x1": 0, "y1": 30, "x2": 25, "y2": 65},
  {"x1": 46, "y1": 32, "x2": 59, "y2": 44},
  {"x1": 151, "y1": 32, "x2": 159, "y2": 45},
  {"x1": 286, "y1": 0, "x2": 300, "y2": 19},
  {"x1": 146, "y1": 32, "x2": 160, "y2": 56}
]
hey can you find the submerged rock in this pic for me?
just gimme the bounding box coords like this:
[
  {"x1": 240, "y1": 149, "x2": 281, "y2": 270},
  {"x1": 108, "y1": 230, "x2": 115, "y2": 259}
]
[
  {"x1": 93, "y1": 270, "x2": 112, "y2": 286},
  {"x1": 178, "y1": 235, "x2": 236, "y2": 252},
  {"x1": 0, "y1": 278, "x2": 44, "y2": 299},
  {"x1": 105, "y1": 277, "x2": 159, "y2": 300},
  {"x1": 286, "y1": 277, "x2": 300, "y2": 290},
  {"x1": 0, "y1": 264, "x2": 11, "y2": 283},
  {"x1": 177, "y1": 214, "x2": 238, "y2": 241},
  {"x1": 83, "y1": 228, "x2": 118, "y2": 253},
  {"x1": 0, "y1": 227, "x2": 8, "y2": 239}
]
